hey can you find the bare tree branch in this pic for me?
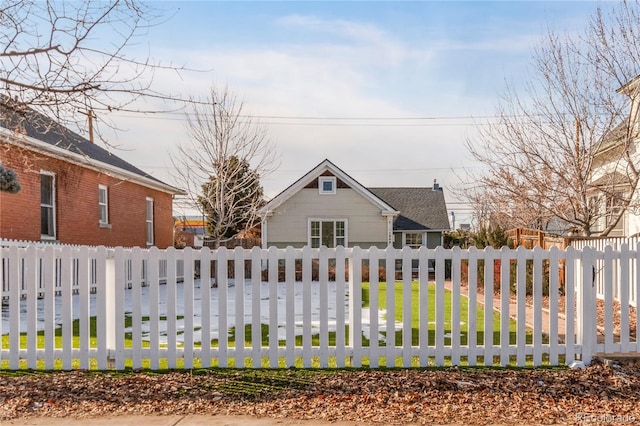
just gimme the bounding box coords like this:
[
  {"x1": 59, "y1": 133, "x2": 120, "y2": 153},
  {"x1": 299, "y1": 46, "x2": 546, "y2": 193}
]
[
  {"x1": 465, "y1": 0, "x2": 640, "y2": 237},
  {"x1": 171, "y1": 86, "x2": 280, "y2": 247},
  {"x1": 0, "y1": 0, "x2": 199, "y2": 144}
]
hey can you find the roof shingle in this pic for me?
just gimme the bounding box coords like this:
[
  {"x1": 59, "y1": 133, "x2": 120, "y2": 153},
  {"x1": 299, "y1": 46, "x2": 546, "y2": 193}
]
[
  {"x1": 0, "y1": 96, "x2": 169, "y2": 187},
  {"x1": 368, "y1": 187, "x2": 450, "y2": 231}
]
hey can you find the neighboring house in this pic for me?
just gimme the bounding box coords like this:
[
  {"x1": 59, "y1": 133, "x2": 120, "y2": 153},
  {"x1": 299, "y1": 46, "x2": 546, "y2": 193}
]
[
  {"x1": 174, "y1": 216, "x2": 207, "y2": 248},
  {"x1": 590, "y1": 75, "x2": 640, "y2": 237},
  {"x1": 0, "y1": 97, "x2": 183, "y2": 248},
  {"x1": 258, "y1": 159, "x2": 450, "y2": 249}
]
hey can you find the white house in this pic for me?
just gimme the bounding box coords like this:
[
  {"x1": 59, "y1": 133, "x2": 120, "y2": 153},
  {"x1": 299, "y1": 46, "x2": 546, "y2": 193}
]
[
  {"x1": 590, "y1": 75, "x2": 640, "y2": 237},
  {"x1": 258, "y1": 159, "x2": 450, "y2": 249}
]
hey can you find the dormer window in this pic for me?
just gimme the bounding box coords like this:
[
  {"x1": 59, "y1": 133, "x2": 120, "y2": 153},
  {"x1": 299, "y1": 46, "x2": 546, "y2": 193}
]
[{"x1": 319, "y1": 176, "x2": 336, "y2": 194}]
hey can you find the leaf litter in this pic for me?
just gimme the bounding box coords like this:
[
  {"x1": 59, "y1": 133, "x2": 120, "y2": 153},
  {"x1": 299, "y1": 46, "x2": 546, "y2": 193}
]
[{"x1": 1, "y1": 360, "x2": 639, "y2": 425}]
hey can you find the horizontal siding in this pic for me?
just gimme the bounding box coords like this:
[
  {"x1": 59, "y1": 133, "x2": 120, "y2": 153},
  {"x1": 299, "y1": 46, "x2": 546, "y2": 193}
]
[
  {"x1": 350, "y1": 242, "x2": 388, "y2": 249},
  {"x1": 267, "y1": 241, "x2": 388, "y2": 249},
  {"x1": 267, "y1": 242, "x2": 306, "y2": 249},
  {"x1": 267, "y1": 188, "x2": 387, "y2": 246}
]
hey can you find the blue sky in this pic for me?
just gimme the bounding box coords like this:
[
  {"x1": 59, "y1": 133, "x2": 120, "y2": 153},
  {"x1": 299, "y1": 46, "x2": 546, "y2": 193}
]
[{"x1": 104, "y1": 1, "x2": 606, "y2": 225}]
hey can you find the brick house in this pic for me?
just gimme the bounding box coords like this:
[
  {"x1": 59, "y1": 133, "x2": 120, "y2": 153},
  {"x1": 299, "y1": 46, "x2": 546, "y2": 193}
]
[{"x1": 0, "y1": 98, "x2": 183, "y2": 248}]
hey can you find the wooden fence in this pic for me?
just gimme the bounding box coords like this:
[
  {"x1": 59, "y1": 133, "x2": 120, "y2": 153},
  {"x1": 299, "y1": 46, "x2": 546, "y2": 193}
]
[{"x1": 1, "y1": 243, "x2": 638, "y2": 370}]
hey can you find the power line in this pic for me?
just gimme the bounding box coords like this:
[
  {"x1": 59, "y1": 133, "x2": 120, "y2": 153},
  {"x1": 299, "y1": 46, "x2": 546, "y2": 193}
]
[
  {"x1": 106, "y1": 109, "x2": 558, "y2": 128},
  {"x1": 237, "y1": 114, "x2": 504, "y2": 121},
  {"x1": 109, "y1": 114, "x2": 493, "y2": 127},
  {"x1": 110, "y1": 110, "x2": 511, "y2": 122},
  {"x1": 138, "y1": 165, "x2": 481, "y2": 172},
  {"x1": 114, "y1": 111, "x2": 506, "y2": 120},
  {"x1": 259, "y1": 122, "x2": 487, "y2": 127}
]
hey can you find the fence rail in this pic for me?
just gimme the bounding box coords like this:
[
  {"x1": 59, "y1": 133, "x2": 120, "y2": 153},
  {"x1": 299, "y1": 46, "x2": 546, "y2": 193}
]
[
  {"x1": 1, "y1": 239, "x2": 184, "y2": 298},
  {"x1": 1, "y1": 243, "x2": 638, "y2": 370}
]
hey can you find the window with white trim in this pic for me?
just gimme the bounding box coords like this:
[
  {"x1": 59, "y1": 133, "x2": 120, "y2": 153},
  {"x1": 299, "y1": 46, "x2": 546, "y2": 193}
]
[
  {"x1": 146, "y1": 197, "x2": 154, "y2": 246},
  {"x1": 40, "y1": 171, "x2": 56, "y2": 239},
  {"x1": 404, "y1": 232, "x2": 424, "y2": 248},
  {"x1": 318, "y1": 176, "x2": 336, "y2": 194},
  {"x1": 605, "y1": 191, "x2": 625, "y2": 231},
  {"x1": 309, "y1": 219, "x2": 347, "y2": 248},
  {"x1": 98, "y1": 185, "x2": 109, "y2": 225}
]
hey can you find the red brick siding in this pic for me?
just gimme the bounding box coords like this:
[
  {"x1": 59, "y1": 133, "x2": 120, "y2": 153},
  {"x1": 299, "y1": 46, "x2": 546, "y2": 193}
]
[{"x1": 0, "y1": 145, "x2": 175, "y2": 248}]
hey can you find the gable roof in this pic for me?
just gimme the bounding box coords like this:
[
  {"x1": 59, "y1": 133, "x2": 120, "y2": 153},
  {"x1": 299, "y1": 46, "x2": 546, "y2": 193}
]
[
  {"x1": 368, "y1": 187, "x2": 450, "y2": 231},
  {"x1": 261, "y1": 159, "x2": 451, "y2": 232},
  {"x1": 260, "y1": 159, "x2": 398, "y2": 215},
  {"x1": 591, "y1": 170, "x2": 632, "y2": 188},
  {"x1": 617, "y1": 73, "x2": 640, "y2": 95},
  {"x1": 594, "y1": 74, "x2": 640, "y2": 162},
  {"x1": 0, "y1": 96, "x2": 183, "y2": 195}
]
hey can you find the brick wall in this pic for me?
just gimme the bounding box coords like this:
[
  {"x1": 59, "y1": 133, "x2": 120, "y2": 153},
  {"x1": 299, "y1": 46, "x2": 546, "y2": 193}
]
[{"x1": 0, "y1": 144, "x2": 175, "y2": 248}]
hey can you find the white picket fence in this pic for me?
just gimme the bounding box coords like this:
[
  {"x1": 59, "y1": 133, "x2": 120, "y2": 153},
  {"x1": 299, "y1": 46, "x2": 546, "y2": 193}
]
[
  {"x1": 0, "y1": 243, "x2": 638, "y2": 370},
  {"x1": 0, "y1": 239, "x2": 184, "y2": 297},
  {"x1": 570, "y1": 237, "x2": 640, "y2": 307}
]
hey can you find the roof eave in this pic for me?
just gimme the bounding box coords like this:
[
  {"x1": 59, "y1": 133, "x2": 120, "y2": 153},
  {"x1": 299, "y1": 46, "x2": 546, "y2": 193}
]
[
  {"x1": 260, "y1": 159, "x2": 396, "y2": 215},
  {"x1": 617, "y1": 74, "x2": 640, "y2": 94},
  {"x1": 0, "y1": 129, "x2": 185, "y2": 195}
]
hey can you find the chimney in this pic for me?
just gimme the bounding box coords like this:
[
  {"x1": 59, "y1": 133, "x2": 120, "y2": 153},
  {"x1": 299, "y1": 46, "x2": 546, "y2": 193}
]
[{"x1": 433, "y1": 179, "x2": 441, "y2": 191}]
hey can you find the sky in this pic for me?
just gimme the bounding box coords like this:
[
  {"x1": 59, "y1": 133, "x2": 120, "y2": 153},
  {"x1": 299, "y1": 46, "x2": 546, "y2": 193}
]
[{"x1": 98, "y1": 1, "x2": 605, "y2": 227}]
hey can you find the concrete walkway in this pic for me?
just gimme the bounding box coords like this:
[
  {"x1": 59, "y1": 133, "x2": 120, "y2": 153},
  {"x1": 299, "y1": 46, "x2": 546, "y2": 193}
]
[{"x1": 443, "y1": 281, "x2": 568, "y2": 344}]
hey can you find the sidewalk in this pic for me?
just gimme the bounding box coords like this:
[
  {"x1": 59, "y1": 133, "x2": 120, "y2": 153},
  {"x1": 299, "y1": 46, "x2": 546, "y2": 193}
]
[
  {"x1": 444, "y1": 281, "x2": 567, "y2": 343},
  {"x1": 6, "y1": 415, "x2": 367, "y2": 426}
]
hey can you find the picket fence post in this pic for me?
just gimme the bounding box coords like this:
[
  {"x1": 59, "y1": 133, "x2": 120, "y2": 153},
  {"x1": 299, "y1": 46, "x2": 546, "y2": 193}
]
[
  {"x1": 104, "y1": 250, "x2": 116, "y2": 368},
  {"x1": 350, "y1": 246, "x2": 363, "y2": 367},
  {"x1": 577, "y1": 246, "x2": 596, "y2": 365}
]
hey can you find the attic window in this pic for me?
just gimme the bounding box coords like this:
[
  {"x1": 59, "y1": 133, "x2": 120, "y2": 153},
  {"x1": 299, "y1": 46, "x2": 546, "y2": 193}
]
[{"x1": 319, "y1": 176, "x2": 336, "y2": 194}]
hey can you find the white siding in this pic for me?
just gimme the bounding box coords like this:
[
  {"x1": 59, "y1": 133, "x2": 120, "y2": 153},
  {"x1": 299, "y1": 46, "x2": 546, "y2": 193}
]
[
  {"x1": 267, "y1": 188, "x2": 387, "y2": 247},
  {"x1": 591, "y1": 136, "x2": 640, "y2": 236}
]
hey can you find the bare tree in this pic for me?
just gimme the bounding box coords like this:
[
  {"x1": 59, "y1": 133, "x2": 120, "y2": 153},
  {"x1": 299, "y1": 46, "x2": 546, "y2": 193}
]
[
  {"x1": 465, "y1": 182, "x2": 554, "y2": 232},
  {"x1": 466, "y1": 1, "x2": 640, "y2": 237},
  {"x1": 171, "y1": 86, "x2": 279, "y2": 247},
  {"x1": 0, "y1": 0, "x2": 189, "y2": 141}
]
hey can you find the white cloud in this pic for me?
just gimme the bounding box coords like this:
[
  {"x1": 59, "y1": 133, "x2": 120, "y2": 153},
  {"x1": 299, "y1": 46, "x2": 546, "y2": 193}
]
[
  {"x1": 277, "y1": 14, "x2": 393, "y2": 44},
  {"x1": 102, "y1": 12, "x2": 547, "y2": 226}
]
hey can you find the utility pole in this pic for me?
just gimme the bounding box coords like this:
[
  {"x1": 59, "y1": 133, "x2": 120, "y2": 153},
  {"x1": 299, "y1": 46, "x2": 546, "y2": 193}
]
[{"x1": 79, "y1": 109, "x2": 96, "y2": 143}]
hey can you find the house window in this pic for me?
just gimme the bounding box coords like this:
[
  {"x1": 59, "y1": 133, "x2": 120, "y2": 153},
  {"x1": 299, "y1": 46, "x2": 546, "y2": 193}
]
[
  {"x1": 146, "y1": 197, "x2": 154, "y2": 246},
  {"x1": 605, "y1": 191, "x2": 625, "y2": 230},
  {"x1": 318, "y1": 176, "x2": 336, "y2": 195},
  {"x1": 404, "y1": 232, "x2": 423, "y2": 248},
  {"x1": 309, "y1": 219, "x2": 347, "y2": 248},
  {"x1": 40, "y1": 171, "x2": 56, "y2": 239},
  {"x1": 98, "y1": 185, "x2": 109, "y2": 225}
]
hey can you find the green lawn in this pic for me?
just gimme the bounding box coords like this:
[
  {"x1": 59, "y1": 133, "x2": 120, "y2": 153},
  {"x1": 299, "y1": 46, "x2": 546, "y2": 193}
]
[{"x1": 361, "y1": 281, "x2": 527, "y2": 347}]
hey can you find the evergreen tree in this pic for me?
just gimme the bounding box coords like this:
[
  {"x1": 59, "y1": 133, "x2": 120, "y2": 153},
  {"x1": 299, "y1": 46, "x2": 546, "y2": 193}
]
[
  {"x1": 198, "y1": 156, "x2": 264, "y2": 245},
  {"x1": 471, "y1": 224, "x2": 512, "y2": 249},
  {"x1": 0, "y1": 164, "x2": 21, "y2": 194}
]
